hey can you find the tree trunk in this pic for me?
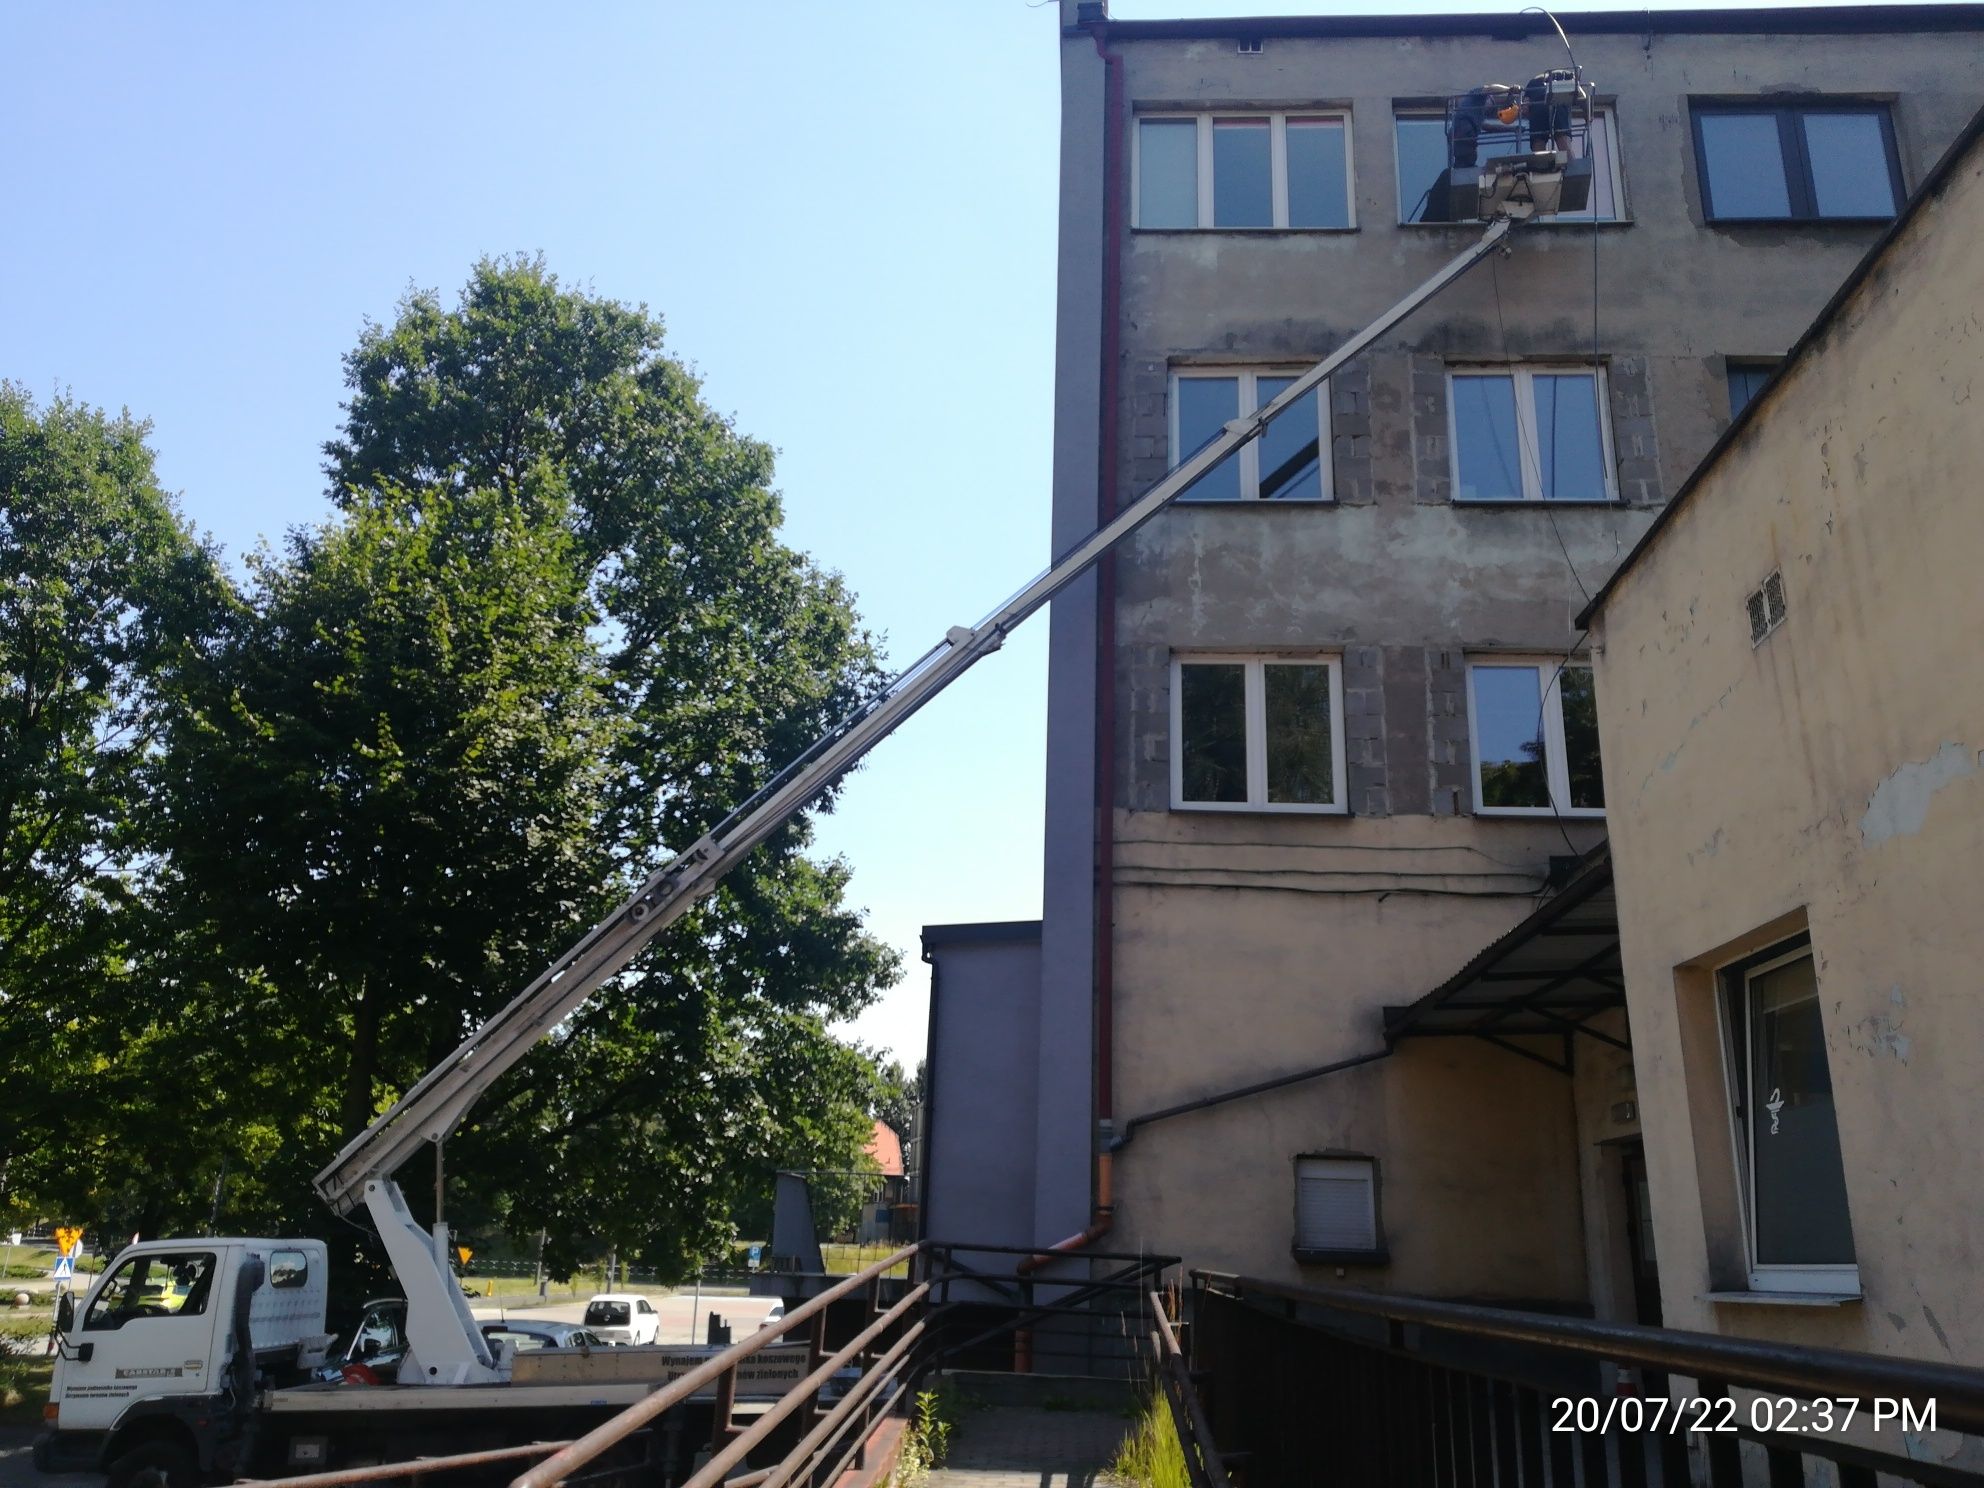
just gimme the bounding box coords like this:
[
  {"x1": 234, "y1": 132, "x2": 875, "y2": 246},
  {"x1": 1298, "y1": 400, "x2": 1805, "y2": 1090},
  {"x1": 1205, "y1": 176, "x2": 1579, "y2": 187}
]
[{"x1": 341, "y1": 979, "x2": 382, "y2": 1139}]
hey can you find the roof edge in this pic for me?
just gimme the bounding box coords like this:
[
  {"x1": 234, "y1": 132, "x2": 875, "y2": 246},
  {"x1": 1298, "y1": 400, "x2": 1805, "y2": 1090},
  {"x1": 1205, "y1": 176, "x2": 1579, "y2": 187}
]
[
  {"x1": 1576, "y1": 98, "x2": 1984, "y2": 630},
  {"x1": 920, "y1": 919, "x2": 1044, "y2": 950},
  {"x1": 1097, "y1": 4, "x2": 1984, "y2": 43}
]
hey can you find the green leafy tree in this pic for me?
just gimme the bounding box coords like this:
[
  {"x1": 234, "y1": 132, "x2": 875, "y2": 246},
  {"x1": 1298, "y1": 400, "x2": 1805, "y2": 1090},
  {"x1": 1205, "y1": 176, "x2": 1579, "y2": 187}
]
[
  {"x1": 147, "y1": 259, "x2": 898, "y2": 1276},
  {"x1": 0, "y1": 386, "x2": 225, "y2": 1228},
  {"x1": 150, "y1": 476, "x2": 620, "y2": 1245},
  {"x1": 872, "y1": 1058, "x2": 923, "y2": 1146}
]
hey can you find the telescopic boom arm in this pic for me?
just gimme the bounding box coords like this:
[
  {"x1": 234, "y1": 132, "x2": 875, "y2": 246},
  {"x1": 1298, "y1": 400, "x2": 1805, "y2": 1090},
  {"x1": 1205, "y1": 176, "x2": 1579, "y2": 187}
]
[{"x1": 313, "y1": 214, "x2": 1514, "y2": 1226}]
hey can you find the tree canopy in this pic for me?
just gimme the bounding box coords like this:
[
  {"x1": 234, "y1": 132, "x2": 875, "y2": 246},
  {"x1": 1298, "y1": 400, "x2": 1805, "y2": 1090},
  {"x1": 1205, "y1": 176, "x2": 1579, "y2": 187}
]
[
  {"x1": 2, "y1": 261, "x2": 902, "y2": 1282},
  {"x1": 0, "y1": 385, "x2": 225, "y2": 1225}
]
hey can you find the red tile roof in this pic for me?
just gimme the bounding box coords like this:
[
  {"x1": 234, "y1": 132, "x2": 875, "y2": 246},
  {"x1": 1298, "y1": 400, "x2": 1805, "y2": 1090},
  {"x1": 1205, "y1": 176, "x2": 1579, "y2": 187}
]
[{"x1": 865, "y1": 1119, "x2": 904, "y2": 1177}]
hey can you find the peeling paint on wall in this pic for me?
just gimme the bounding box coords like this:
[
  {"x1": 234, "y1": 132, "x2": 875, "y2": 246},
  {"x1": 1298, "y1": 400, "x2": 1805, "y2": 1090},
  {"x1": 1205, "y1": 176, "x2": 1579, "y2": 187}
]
[
  {"x1": 1846, "y1": 985, "x2": 1912, "y2": 1062},
  {"x1": 1860, "y1": 741, "x2": 1979, "y2": 846}
]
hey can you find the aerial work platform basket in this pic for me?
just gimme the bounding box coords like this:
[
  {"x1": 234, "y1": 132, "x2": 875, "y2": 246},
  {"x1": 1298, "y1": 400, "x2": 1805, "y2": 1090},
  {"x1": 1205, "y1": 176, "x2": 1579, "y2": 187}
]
[{"x1": 1428, "y1": 68, "x2": 1596, "y2": 222}]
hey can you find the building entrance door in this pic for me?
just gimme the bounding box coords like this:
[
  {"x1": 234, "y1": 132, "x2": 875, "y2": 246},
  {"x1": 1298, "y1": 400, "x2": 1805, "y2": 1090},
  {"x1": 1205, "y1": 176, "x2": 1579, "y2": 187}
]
[{"x1": 1620, "y1": 1142, "x2": 1662, "y2": 1326}]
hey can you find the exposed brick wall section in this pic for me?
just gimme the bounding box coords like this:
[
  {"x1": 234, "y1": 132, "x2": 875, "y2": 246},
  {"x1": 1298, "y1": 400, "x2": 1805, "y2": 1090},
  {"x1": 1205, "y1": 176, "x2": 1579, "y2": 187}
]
[
  {"x1": 1329, "y1": 357, "x2": 1375, "y2": 505},
  {"x1": 1122, "y1": 641, "x2": 1171, "y2": 812},
  {"x1": 1381, "y1": 645, "x2": 1432, "y2": 816},
  {"x1": 1341, "y1": 645, "x2": 1387, "y2": 816},
  {"x1": 1408, "y1": 355, "x2": 1454, "y2": 504},
  {"x1": 1125, "y1": 357, "x2": 1172, "y2": 500},
  {"x1": 1606, "y1": 354, "x2": 1663, "y2": 506},
  {"x1": 1427, "y1": 647, "x2": 1472, "y2": 817}
]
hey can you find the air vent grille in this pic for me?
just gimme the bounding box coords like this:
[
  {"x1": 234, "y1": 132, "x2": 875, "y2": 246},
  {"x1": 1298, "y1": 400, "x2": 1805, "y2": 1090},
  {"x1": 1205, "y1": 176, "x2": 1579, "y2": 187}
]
[{"x1": 1747, "y1": 569, "x2": 1788, "y2": 645}]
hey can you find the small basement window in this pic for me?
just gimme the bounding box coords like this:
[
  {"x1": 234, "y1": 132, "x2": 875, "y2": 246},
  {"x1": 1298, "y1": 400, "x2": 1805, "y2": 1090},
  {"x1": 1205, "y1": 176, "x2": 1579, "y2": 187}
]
[{"x1": 1294, "y1": 1155, "x2": 1386, "y2": 1263}]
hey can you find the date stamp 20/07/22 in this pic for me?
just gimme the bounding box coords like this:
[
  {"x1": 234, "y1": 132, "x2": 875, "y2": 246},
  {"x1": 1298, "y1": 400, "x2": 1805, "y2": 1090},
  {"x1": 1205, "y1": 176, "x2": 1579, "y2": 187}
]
[{"x1": 1552, "y1": 1395, "x2": 1937, "y2": 1436}]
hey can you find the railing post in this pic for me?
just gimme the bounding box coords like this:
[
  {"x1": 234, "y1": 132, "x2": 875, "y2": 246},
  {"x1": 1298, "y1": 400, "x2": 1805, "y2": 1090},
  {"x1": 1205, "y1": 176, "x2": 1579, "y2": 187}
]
[
  {"x1": 1697, "y1": 1380, "x2": 1742, "y2": 1488},
  {"x1": 709, "y1": 1363, "x2": 738, "y2": 1452}
]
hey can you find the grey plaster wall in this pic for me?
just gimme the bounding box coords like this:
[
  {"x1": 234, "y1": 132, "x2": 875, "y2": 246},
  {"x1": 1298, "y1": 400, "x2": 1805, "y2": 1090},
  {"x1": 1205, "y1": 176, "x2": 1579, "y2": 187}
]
[
  {"x1": 922, "y1": 925, "x2": 1045, "y2": 1248},
  {"x1": 1033, "y1": 8, "x2": 1109, "y2": 1246}
]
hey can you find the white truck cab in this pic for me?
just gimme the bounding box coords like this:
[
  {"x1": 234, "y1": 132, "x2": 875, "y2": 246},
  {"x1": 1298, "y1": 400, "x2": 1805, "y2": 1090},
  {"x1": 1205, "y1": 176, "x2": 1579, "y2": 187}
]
[{"x1": 38, "y1": 1237, "x2": 332, "y2": 1486}]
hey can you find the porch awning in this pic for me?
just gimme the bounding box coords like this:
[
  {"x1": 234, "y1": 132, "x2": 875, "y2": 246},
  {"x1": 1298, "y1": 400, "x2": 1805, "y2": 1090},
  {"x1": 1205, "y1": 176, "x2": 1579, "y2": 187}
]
[{"x1": 1382, "y1": 844, "x2": 1623, "y2": 1073}]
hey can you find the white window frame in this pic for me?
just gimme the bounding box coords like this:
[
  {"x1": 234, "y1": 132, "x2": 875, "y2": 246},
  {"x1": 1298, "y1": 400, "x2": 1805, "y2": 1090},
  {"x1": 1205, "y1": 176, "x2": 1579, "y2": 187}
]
[
  {"x1": 1447, "y1": 365, "x2": 1617, "y2": 504},
  {"x1": 1134, "y1": 110, "x2": 1357, "y2": 230},
  {"x1": 1717, "y1": 944, "x2": 1861, "y2": 1296},
  {"x1": 1294, "y1": 1156, "x2": 1381, "y2": 1255},
  {"x1": 1169, "y1": 367, "x2": 1334, "y2": 503},
  {"x1": 1170, "y1": 653, "x2": 1348, "y2": 814},
  {"x1": 1464, "y1": 657, "x2": 1604, "y2": 818},
  {"x1": 1394, "y1": 105, "x2": 1626, "y2": 224}
]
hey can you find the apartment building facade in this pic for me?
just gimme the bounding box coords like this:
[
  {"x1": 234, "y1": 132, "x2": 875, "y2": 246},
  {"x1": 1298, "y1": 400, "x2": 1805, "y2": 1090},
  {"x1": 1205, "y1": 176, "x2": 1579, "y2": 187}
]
[{"x1": 922, "y1": 2, "x2": 1984, "y2": 1321}]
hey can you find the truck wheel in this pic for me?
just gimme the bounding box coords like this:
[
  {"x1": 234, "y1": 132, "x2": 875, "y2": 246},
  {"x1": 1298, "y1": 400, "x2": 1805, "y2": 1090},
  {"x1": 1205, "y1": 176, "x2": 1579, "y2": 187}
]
[{"x1": 106, "y1": 1440, "x2": 199, "y2": 1488}]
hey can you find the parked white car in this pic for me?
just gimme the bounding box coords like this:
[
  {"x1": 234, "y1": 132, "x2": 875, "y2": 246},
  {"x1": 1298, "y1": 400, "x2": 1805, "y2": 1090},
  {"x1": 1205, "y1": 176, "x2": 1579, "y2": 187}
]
[{"x1": 581, "y1": 1292, "x2": 660, "y2": 1345}]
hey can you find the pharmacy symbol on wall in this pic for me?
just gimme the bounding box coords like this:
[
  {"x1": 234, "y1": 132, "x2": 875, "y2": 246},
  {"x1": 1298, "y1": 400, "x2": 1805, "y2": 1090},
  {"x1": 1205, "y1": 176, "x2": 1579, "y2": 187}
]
[{"x1": 1766, "y1": 1087, "x2": 1784, "y2": 1135}]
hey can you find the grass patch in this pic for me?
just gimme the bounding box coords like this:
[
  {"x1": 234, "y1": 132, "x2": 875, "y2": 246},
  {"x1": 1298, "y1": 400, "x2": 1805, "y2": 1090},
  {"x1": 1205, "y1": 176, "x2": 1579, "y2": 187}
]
[
  {"x1": 888, "y1": 1382, "x2": 963, "y2": 1487},
  {"x1": 818, "y1": 1243, "x2": 909, "y2": 1278},
  {"x1": 0, "y1": 1353, "x2": 53, "y2": 1427},
  {"x1": 1112, "y1": 1391, "x2": 1192, "y2": 1488}
]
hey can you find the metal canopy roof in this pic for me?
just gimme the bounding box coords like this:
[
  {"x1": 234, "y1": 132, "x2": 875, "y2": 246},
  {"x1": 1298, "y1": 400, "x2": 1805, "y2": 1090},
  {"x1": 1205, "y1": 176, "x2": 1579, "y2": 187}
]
[{"x1": 1382, "y1": 844, "x2": 1623, "y2": 1074}]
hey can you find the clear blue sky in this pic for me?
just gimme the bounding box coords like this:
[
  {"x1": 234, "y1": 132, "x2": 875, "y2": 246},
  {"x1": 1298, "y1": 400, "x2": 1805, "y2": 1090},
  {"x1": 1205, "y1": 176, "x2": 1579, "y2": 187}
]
[{"x1": 4, "y1": 0, "x2": 1878, "y2": 1067}]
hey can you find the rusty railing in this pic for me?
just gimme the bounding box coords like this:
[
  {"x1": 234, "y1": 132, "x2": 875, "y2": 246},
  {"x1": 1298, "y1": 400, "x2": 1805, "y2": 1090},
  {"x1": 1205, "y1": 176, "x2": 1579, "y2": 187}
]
[{"x1": 1145, "y1": 1289, "x2": 1231, "y2": 1488}]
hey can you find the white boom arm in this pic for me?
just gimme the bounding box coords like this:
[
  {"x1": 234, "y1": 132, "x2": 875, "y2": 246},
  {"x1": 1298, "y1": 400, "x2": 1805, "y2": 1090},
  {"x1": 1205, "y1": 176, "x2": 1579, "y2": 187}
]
[{"x1": 314, "y1": 216, "x2": 1515, "y2": 1383}]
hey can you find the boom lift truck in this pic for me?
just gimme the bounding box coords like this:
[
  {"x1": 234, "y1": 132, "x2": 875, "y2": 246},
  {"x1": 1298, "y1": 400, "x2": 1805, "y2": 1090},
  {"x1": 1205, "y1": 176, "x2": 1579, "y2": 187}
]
[{"x1": 37, "y1": 83, "x2": 1592, "y2": 1486}]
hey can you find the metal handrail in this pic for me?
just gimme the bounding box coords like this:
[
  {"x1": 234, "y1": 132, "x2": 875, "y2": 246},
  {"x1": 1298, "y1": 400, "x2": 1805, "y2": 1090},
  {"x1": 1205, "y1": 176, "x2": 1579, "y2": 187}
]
[
  {"x1": 676, "y1": 1286, "x2": 928, "y2": 1488},
  {"x1": 235, "y1": 1440, "x2": 573, "y2": 1488},
  {"x1": 1148, "y1": 1290, "x2": 1231, "y2": 1488},
  {"x1": 511, "y1": 1242, "x2": 919, "y2": 1488},
  {"x1": 1194, "y1": 1271, "x2": 1984, "y2": 1437}
]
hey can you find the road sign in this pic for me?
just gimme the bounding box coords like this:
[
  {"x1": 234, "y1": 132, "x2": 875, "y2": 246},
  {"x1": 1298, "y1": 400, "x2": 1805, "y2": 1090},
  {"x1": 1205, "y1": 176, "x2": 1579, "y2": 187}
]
[
  {"x1": 53, "y1": 1227, "x2": 82, "y2": 1257},
  {"x1": 456, "y1": 1245, "x2": 473, "y2": 1267},
  {"x1": 747, "y1": 1244, "x2": 763, "y2": 1271},
  {"x1": 52, "y1": 1256, "x2": 74, "y2": 1280}
]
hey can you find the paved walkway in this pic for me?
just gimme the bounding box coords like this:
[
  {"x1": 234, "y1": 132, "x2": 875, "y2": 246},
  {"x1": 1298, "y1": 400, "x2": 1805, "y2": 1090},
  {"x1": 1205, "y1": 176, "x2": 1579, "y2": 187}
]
[{"x1": 929, "y1": 1404, "x2": 1131, "y2": 1488}]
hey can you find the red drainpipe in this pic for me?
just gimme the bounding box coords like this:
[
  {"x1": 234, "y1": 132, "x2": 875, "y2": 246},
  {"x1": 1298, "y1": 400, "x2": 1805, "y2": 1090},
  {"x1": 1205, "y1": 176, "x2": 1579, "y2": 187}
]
[{"x1": 1021, "y1": 17, "x2": 1124, "y2": 1284}]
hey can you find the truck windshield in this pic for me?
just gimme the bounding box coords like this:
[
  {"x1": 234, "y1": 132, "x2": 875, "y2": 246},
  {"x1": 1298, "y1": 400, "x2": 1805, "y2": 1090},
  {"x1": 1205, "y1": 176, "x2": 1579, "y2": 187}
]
[
  {"x1": 84, "y1": 1251, "x2": 218, "y2": 1330},
  {"x1": 584, "y1": 1300, "x2": 630, "y2": 1327}
]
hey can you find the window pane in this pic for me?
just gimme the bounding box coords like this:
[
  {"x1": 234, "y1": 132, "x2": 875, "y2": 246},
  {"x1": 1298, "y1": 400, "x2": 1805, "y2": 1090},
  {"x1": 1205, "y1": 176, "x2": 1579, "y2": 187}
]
[
  {"x1": 1175, "y1": 377, "x2": 1242, "y2": 501},
  {"x1": 1286, "y1": 118, "x2": 1349, "y2": 228},
  {"x1": 1255, "y1": 376, "x2": 1324, "y2": 501},
  {"x1": 1139, "y1": 119, "x2": 1198, "y2": 228},
  {"x1": 1180, "y1": 663, "x2": 1247, "y2": 803},
  {"x1": 1395, "y1": 117, "x2": 1450, "y2": 222},
  {"x1": 1559, "y1": 666, "x2": 1603, "y2": 809},
  {"x1": 1472, "y1": 665, "x2": 1549, "y2": 809},
  {"x1": 1698, "y1": 113, "x2": 1792, "y2": 219},
  {"x1": 1727, "y1": 363, "x2": 1774, "y2": 416},
  {"x1": 1748, "y1": 956, "x2": 1855, "y2": 1265},
  {"x1": 1263, "y1": 663, "x2": 1334, "y2": 805},
  {"x1": 1556, "y1": 112, "x2": 1618, "y2": 222},
  {"x1": 1212, "y1": 118, "x2": 1273, "y2": 227},
  {"x1": 1534, "y1": 373, "x2": 1607, "y2": 501},
  {"x1": 1451, "y1": 376, "x2": 1522, "y2": 501},
  {"x1": 1802, "y1": 112, "x2": 1896, "y2": 218}
]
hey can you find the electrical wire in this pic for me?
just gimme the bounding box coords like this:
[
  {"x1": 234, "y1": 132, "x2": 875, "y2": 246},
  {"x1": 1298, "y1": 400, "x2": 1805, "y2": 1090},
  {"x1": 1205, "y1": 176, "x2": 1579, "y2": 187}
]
[{"x1": 1472, "y1": 6, "x2": 1607, "y2": 863}]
